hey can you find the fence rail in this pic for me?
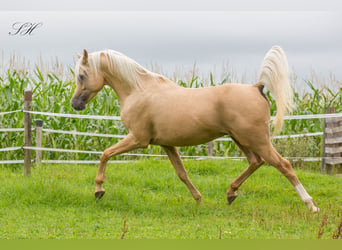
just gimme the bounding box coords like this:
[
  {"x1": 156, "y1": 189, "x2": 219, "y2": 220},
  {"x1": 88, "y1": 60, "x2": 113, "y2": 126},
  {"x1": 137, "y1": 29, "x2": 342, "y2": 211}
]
[{"x1": 0, "y1": 125, "x2": 324, "y2": 141}]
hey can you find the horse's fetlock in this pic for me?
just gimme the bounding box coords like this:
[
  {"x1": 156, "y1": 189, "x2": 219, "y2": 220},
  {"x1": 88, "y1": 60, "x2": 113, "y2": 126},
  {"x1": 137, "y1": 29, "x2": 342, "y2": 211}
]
[
  {"x1": 229, "y1": 183, "x2": 238, "y2": 192},
  {"x1": 95, "y1": 176, "x2": 105, "y2": 185}
]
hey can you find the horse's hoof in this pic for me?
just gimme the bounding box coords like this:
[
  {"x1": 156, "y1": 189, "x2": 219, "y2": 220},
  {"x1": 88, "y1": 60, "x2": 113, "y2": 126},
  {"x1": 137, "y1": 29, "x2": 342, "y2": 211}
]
[
  {"x1": 196, "y1": 197, "x2": 203, "y2": 205},
  {"x1": 305, "y1": 200, "x2": 320, "y2": 213},
  {"x1": 312, "y1": 206, "x2": 320, "y2": 213},
  {"x1": 308, "y1": 203, "x2": 320, "y2": 213},
  {"x1": 227, "y1": 194, "x2": 237, "y2": 205},
  {"x1": 95, "y1": 190, "x2": 105, "y2": 200}
]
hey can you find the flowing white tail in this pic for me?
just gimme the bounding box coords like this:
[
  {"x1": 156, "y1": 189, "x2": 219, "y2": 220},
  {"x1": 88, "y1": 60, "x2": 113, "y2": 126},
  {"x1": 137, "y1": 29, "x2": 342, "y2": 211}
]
[{"x1": 258, "y1": 46, "x2": 294, "y2": 134}]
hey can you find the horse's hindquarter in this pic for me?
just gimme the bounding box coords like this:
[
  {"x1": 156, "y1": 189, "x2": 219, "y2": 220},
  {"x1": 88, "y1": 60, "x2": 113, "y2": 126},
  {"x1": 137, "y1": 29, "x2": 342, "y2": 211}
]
[
  {"x1": 138, "y1": 84, "x2": 271, "y2": 147},
  {"x1": 218, "y1": 84, "x2": 271, "y2": 147}
]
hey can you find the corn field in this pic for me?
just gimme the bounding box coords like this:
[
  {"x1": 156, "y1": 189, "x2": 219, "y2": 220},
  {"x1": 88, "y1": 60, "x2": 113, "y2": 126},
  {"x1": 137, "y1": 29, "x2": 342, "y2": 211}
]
[{"x1": 0, "y1": 61, "x2": 341, "y2": 167}]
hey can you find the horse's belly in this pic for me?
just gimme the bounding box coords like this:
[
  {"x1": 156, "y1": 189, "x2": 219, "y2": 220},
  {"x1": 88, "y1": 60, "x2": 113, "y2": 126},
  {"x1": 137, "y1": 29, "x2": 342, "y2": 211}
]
[
  {"x1": 150, "y1": 135, "x2": 221, "y2": 147},
  {"x1": 150, "y1": 122, "x2": 225, "y2": 146}
]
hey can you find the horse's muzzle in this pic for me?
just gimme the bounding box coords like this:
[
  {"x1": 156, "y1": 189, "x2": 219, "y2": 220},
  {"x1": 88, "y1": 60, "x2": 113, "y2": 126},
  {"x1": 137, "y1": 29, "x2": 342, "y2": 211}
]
[{"x1": 71, "y1": 96, "x2": 86, "y2": 111}]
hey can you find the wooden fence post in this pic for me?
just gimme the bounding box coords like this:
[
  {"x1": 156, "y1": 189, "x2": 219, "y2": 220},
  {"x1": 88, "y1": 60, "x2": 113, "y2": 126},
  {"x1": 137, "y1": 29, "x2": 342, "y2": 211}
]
[
  {"x1": 24, "y1": 90, "x2": 32, "y2": 176},
  {"x1": 208, "y1": 141, "x2": 213, "y2": 157},
  {"x1": 321, "y1": 107, "x2": 333, "y2": 173},
  {"x1": 36, "y1": 119, "x2": 43, "y2": 166},
  {"x1": 321, "y1": 107, "x2": 342, "y2": 174}
]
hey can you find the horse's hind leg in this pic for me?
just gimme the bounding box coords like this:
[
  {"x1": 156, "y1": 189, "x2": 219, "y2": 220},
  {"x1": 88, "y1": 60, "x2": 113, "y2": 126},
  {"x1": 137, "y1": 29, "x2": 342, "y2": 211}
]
[
  {"x1": 227, "y1": 140, "x2": 264, "y2": 205},
  {"x1": 257, "y1": 144, "x2": 319, "y2": 212},
  {"x1": 163, "y1": 146, "x2": 202, "y2": 204}
]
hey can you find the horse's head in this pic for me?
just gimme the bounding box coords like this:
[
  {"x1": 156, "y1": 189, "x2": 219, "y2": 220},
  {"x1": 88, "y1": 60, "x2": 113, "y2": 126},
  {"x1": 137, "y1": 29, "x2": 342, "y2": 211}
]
[{"x1": 71, "y1": 49, "x2": 105, "y2": 111}]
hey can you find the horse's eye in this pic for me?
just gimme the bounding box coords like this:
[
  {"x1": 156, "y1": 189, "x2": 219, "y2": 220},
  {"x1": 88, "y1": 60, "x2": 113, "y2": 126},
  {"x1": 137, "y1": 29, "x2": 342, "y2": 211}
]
[{"x1": 78, "y1": 74, "x2": 85, "y2": 82}]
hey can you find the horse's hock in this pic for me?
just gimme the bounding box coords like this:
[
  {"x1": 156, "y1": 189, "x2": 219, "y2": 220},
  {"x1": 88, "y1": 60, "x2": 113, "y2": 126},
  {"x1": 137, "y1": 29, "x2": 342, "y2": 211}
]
[{"x1": 322, "y1": 107, "x2": 342, "y2": 175}]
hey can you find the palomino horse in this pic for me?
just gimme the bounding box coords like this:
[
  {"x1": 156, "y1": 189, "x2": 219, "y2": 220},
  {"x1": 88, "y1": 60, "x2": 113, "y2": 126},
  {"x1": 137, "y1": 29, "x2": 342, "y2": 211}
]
[{"x1": 71, "y1": 46, "x2": 319, "y2": 212}]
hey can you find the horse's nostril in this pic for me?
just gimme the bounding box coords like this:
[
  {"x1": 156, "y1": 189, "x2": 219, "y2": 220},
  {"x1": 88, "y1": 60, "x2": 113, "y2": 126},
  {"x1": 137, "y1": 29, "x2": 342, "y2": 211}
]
[
  {"x1": 71, "y1": 98, "x2": 86, "y2": 111},
  {"x1": 73, "y1": 103, "x2": 85, "y2": 111}
]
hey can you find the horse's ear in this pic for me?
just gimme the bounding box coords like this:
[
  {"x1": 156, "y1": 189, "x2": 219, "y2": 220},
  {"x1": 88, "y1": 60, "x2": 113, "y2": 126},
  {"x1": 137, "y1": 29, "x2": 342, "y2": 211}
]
[
  {"x1": 82, "y1": 49, "x2": 88, "y2": 65},
  {"x1": 76, "y1": 52, "x2": 81, "y2": 59}
]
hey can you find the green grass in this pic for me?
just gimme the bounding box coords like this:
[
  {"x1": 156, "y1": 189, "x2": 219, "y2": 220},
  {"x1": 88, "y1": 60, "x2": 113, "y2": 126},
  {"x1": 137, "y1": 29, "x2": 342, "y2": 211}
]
[{"x1": 0, "y1": 159, "x2": 341, "y2": 239}]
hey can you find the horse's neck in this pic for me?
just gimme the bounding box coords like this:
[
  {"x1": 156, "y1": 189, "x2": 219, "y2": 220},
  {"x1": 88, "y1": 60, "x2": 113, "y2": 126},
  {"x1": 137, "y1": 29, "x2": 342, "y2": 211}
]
[
  {"x1": 139, "y1": 72, "x2": 179, "y2": 90},
  {"x1": 105, "y1": 70, "x2": 178, "y2": 104}
]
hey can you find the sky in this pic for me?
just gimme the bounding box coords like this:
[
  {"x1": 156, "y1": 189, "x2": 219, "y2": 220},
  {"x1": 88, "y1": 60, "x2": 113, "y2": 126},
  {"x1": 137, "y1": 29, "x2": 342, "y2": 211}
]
[{"x1": 0, "y1": 0, "x2": 342, "y2": 84}]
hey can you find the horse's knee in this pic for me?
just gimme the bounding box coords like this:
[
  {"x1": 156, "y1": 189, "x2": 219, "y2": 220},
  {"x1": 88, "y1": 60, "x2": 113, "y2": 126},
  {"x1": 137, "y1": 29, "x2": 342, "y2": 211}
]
[{"x1": 100, "y1": 151, "x2": 110, "y2": 163}]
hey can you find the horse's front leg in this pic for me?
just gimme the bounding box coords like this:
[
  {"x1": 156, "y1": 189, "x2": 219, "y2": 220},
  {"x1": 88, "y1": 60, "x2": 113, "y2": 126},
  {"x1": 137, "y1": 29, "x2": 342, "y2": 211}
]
[{"x1": 95, "y1": 133, "x2": 142, "y2": 199}]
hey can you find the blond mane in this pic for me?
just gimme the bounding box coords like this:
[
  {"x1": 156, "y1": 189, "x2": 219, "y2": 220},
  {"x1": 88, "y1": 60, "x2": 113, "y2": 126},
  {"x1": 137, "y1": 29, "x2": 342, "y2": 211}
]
[{"x1": 76, "y1": 49, "x2": 156, "y2": 89}]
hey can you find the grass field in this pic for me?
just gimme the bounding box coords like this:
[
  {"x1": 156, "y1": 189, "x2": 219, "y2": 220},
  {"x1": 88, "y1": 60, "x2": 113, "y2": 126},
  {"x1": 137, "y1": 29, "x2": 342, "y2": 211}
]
[{"x1": 0, "y1": 159, "x2": 341, "y2": 239}]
